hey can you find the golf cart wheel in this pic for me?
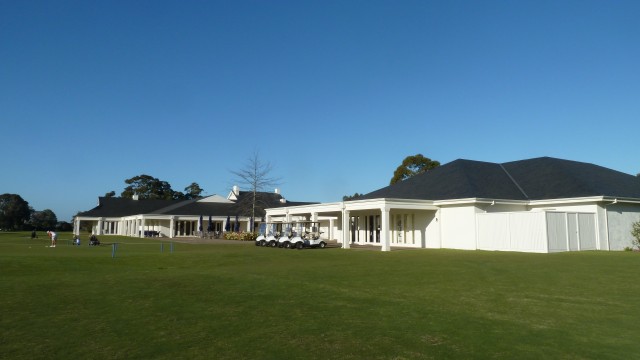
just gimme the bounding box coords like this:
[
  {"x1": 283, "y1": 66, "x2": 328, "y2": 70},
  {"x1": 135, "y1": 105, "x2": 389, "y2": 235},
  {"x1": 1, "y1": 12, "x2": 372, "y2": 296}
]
[
  {"x1": 255, "y1": 241, "x2": 260, "y2": 246},
  {"x1": 284, "y1": 242, "x2": 291, "y2": 249},
  {"x1": 296, "y1": 242, "x2": 304, "y2": 250},
  {"x1": 270, "y1": 241, "x2": 277, "y2": 247},
  {"x1": 319, "y1": 242, "x2": 326, "y2": 248},
  {"x1": 260, "y1": 240, "x2": 267, "y2": 247}
]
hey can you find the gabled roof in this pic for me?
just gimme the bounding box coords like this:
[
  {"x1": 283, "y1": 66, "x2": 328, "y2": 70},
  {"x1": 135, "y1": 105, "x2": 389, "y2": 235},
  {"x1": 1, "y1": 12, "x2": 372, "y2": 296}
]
[{"x1": 359, "y1": 157, "x2": 640, "y2": 201}]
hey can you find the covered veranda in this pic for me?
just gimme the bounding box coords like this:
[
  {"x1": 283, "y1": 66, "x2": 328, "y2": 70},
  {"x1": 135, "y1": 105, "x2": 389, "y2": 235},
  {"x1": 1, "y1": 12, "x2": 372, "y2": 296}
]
[
  {"x1": 73, "y1": 214, "x2": 250, "y2": 238},
  {"x1": 265, "y1": 199, "x2": 439, "y2": 251}
]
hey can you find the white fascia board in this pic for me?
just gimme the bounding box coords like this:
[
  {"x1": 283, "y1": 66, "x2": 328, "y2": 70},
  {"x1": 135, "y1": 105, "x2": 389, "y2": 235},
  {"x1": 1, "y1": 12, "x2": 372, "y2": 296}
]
[
  {"x1": 266, "y1": 196, "x2": 640, "y2": 216},
  {"x1": 345, "y1": 198, "x2": 439, "y2": 211},
  {"x1": 265, "y1": 208, "x2": 287, "y2": 216},
  {"x1": 432, "y1": 198, "x2": 527, "y2": 207},
  {"x1": 139, "y1": 214, "x2": 174, "y2": 220},
  {"x1": 600, "y1": 196, "x2": 640, "y2": 205},
  {"x1": 75, "y1": 216, "x2": 101, "y2": 221},
  {"x1": 384, "y1": 198, "x2": 439, "y2": 210},
  {"x1": 344, "y1": 198, "x2": 387, "y2": 211},
  {"x1": 266, "y1": 202, "x2": 344, "y2": 215},
  {"x1": 527, "y1": 196, "x2": 607, "y2": 206}
]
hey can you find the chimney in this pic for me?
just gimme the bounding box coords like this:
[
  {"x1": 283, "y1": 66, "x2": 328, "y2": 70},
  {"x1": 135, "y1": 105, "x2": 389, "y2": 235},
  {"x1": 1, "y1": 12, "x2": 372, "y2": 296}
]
[
  {"x1": 132, "y1": 194, "x2": 139, "y2": 200},
  {"x1": 274, "y1": 188, "x2": 280, "y2": 194},
  {"x1": 232, "y1": 185, "x2": 240, "y2": 196}
]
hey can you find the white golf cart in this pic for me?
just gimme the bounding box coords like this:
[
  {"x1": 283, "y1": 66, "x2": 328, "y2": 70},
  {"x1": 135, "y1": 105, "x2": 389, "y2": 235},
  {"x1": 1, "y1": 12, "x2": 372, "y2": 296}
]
[
  {"x1": 289, "y1": 221, "x2": 326, "y2": 249},
  {"x1": 277, "y1": 223, "x2": 294, "y2": 248},
  {"x1": 255, "y1": 223, "x2": 279, "y2": 247}
]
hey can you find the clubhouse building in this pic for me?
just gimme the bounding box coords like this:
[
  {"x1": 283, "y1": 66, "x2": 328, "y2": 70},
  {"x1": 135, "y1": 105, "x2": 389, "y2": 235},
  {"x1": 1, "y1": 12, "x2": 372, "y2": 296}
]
[
  {"x1": 74, "y1": 186, "x2": 309, "y2": 238},
  {"x1": 75, "y1": 157, "x2": 640, "y2": 253}
]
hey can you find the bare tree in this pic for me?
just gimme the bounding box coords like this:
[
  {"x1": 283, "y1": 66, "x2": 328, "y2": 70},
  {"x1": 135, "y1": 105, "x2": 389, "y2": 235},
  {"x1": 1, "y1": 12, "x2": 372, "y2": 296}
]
[{"x1": 230, "y1": 152, "x2": 280, "y2": 231}]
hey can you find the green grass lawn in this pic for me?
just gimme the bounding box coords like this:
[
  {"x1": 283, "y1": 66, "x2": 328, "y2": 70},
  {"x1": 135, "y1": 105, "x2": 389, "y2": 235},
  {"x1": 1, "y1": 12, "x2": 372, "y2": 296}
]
[{"x1": 1, "y1": 231, "x2": 639, "y2": 359}]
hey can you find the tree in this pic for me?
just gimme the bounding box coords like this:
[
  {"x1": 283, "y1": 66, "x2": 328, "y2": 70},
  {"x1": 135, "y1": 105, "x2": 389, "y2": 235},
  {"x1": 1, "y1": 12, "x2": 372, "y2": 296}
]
[
  {"x1": 30, "y1": 209, "x2": 58, "y2": 230},
  {"x1": 230, "y1": 152, "x2": 280, "y2": 232},
  {"x1": 0, "y1": 194, "x2": 32, "y2": 230},
  {"x1": 343, "y1": 193, "x2": 363, "y2": 201},
  {"x1": 390, "y1": 154, "x2": 440, "y2": 185},
  {"x1": 183, "y1": 182, "x2": 204, "y2": 199},
  {"x1": 56, "y1": 221, "x2": 73, "y2": 232},
  {"x1": 121, "y1": 175, "x2": 178, "y2": 200}
]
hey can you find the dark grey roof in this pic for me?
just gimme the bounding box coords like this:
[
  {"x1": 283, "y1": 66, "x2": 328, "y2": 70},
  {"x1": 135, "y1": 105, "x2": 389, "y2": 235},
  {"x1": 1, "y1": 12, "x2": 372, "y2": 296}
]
[
  {"x1": 76, "y1": 190, "x2": 315, "y2": 218},
  {"x1": 359, "y1": 157, "x2": 640, "y2": 201},
  {"x1": 152, "y1": 201, "x2": 235, "y2": 216},
  {"x1": 502, "y1": 157, "x2": 640, "y2": 200},
  {"x1": 76, "y1": 197, "x2": 181, "y2": 217}
]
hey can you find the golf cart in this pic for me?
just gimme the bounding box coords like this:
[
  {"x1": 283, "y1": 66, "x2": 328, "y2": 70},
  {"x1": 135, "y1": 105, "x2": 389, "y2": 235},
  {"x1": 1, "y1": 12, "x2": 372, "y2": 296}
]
[
  {"x1": 289, "y1": 221, "x2": 326, "y2": 249},
  {"x1": 277, "y1": 223, "x2": 294, "y2": 248},
  {"x1": 255, "y1": 223, "x2": 279, "y2": 247}
]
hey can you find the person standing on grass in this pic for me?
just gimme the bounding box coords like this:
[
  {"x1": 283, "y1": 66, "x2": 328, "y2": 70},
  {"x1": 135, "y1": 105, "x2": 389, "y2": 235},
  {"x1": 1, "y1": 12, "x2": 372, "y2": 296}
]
[{"x1": 47, "y1": 230, "x2": 57, "y2": 247}]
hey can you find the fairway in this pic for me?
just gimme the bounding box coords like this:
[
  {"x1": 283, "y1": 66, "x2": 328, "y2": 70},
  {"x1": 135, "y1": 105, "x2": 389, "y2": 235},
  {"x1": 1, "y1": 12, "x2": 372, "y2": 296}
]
[{"x1": 1, "y1": 232, "x2": 639, "y2": 359}]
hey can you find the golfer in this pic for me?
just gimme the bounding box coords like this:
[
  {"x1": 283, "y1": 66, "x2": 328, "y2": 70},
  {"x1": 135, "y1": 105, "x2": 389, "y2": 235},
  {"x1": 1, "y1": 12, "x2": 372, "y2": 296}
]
[{"x1": 47, "y1": 231, "x2": 57, "y2": 247}]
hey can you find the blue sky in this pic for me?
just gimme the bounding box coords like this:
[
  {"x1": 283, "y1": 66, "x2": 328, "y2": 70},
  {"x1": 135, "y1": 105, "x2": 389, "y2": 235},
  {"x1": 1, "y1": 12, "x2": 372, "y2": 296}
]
[{"x1": 1, "y1": 0, "x2": 639, "y2": 222}]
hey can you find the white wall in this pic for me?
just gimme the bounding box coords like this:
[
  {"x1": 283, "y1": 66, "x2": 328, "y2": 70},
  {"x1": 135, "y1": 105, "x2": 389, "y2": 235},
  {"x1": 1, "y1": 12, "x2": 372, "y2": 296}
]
[
  {"x1": 546, "y1": 212, "x2": 568, "y2": 252},
  {"x1": 476, "y1": 213, "x2": 510, "y2": 251},
  {"x1": 482, "y1": 203, "x2": 528, "y2": 213},
  {"x1": 545, "y1": 212, "x2": 598, "y2": 252},
  {"x1": 578, "y1": 213, "x2": 597, "y2": 250},
  {"x1": 596, "y1": 206, "x2": 610, "y2": 250},
  {"x1": 422, "y1": 210, "x2": 440, "y2": 248},
  {"x1": 606, "y1": 203, "x2": 640, "y2": 250},
  {"x1": 440, "y1": 206, "x2": 478, "y2": 250},
  {"x1": 319, "y1": 220, "x2": 331, "y2": 240},
  {"x1": 477, "y1": 212, "x2": 547, "y2": 252}
]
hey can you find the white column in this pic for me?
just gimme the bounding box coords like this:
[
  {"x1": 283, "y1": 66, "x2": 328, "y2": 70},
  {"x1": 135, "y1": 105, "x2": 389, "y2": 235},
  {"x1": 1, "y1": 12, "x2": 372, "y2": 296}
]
[
  {"x1": 97, "y1": 218, "x2": 103, "y2": 235},
  {"x1": 329, "y1": 218, "x2": 334, "y2": 240},
  {"x1": 342, "y1": 210, "x2": 351, "y2": 249},
  {"x1": 139, "y1": 217, "x2": 145, "y2": 238},
  {"x1": 169, "y1": 217, "x2": 175, "y2": 239},
  {"x1": 381, "y1": 207, "x2": 390, "y2": 251},
  {"x1": 73, "y1": 218, "x2": 80, "y2": 235}
]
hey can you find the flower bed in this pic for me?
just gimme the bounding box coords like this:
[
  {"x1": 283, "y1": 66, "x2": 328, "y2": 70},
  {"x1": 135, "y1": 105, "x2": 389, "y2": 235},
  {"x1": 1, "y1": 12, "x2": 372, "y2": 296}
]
[{"x1": 223, "y1": 231, "x2": 258, "y2": 241}]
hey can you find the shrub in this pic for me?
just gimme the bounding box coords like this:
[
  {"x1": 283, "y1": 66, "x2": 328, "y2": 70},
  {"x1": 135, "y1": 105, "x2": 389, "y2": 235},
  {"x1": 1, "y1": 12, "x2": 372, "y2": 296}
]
[
  {"x1": 223, "y1": 231, "x2": 258, "y2": 241},
  {"x1": 632, "y1": 221, "x2": 640, "y2": 250}
]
